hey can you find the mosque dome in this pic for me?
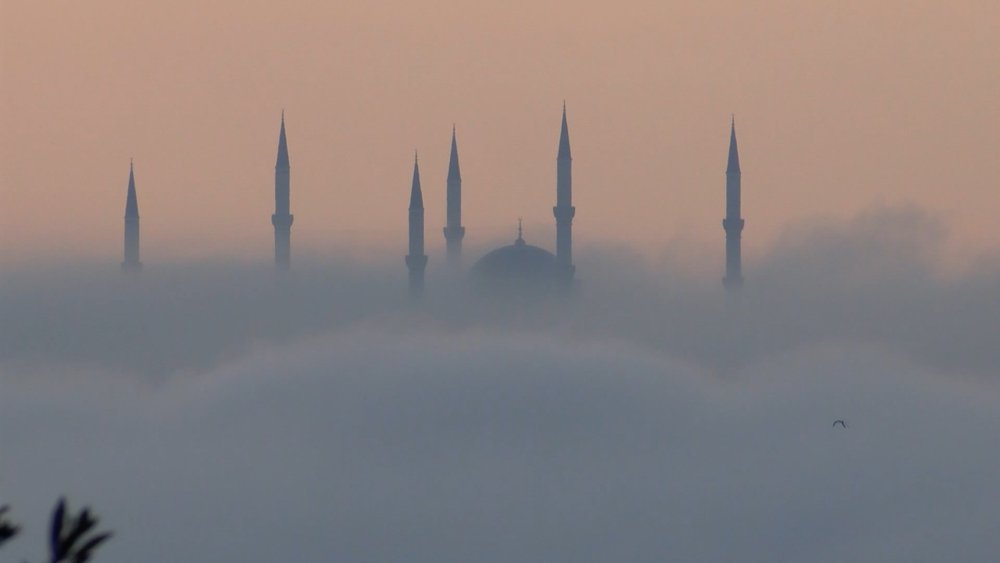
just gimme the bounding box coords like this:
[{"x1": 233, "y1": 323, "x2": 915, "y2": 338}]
[{"x1": 470, "y1": 224, "x2": 568, "y2": 295}]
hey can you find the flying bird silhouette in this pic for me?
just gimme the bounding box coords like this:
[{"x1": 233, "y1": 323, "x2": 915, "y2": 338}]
[{"x1": 832, "y1": 420, "x2": 847, "y2": 428}]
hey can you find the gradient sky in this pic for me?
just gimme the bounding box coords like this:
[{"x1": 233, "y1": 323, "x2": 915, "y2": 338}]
[{"x1": 2, "y1": 0, "x2": 998, "y2": 265}]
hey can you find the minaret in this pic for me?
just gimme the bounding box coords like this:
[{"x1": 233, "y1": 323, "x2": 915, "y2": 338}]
[
  {"x1": 443, "y1": 126, "x2": 465, "y2": 267},
  {"x1": 122, "y1": 160, "x2": 141, "y2": 272},
  {"x1": 271, "y1": 112, "x2": 294, "y2": 270},
  {"x1": 723, "y1": 117, "x2": 744, "y2": 290},
  {"x1": 553, "y1": 103, "x2": 576, "y2": 280},
  {"x1": 405, "y1": 153, "x2": 428, "y2": 297}
]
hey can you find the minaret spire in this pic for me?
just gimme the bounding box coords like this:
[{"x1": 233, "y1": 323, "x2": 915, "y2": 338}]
[
  {"x1": 553, "y1": 103, "x2": 575, "y2": 283},
  {"x1": 727, "y1": 115, "x2": 740, "y2": 174},
  {"x1": 723, "y1": 117, "x2": 744, "y2": 291},
  {"x1": 443, "y1": 125, "x2": 465, "y2": 267},
  {"x1": 557, "y1": 103, "x2": 572, "y2": 160},
  {"x1": 272, "y1": 112, "x2": 294, "y2": 270},
  {"x1": 122, "y1": 160, "x2": 141, "y2": 272},
  {"x1": 406, "y1": 153, "x2": 428, "y2": 297}
]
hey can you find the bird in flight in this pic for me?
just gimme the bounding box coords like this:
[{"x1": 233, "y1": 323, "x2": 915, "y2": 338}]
[{"x1": 832, "y1": 420, "x2": 847, "y2": 428}]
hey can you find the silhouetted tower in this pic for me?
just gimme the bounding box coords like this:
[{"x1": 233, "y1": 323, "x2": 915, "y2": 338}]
[
  {"x1": 271, "y1": 112, "x2": 294, "y2": 270},
  {"x1": 406, "y1": 153, "x2": 428, "y2": 297},
  {"x1": 122, "y1": 160, "x2": 141, "y2": 272},
  {"x1": 723, "y1": 117, "x2": 744, "y2": 290},
  {"x1": 443, "y1": 126, "x2": 465, "y2": 267},
  {"x1": 553, "y1": 103, "x2": 575, "y2": 280}
]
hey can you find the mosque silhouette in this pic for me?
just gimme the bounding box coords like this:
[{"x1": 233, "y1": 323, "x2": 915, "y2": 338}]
[{"x1": 121, "y1": 105, "x2": 745, "y2": 296}]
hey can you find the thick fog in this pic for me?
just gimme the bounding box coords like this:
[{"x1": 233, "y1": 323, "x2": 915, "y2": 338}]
[{"x1": 2, "y1": 206, "x2": 999, "y2": 561}]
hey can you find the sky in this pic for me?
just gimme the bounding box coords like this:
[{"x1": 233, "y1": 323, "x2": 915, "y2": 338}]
[
  {"x1": 2, "y1": 0, "x2": 999, "y2": 266},
  {"x1": 2, "y1": 2, "x2": 1000, "y2": 561}
]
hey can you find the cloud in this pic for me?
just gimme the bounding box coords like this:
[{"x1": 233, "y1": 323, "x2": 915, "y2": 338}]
[
  {"x1": 3, "y1": 208, "x2": 999, "y2": 379},
  {"x1": 3, "y1": 330, "x2": 999, "y2": 562},
  {"x1": 1, "y1": 205, "x2": 999, "y2": 561}
]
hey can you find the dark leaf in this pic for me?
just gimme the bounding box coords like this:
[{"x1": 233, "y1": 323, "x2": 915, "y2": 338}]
[
  {"x1": 61, "y1": 511, "x2": 97, "y2": 557},
  {"x1": 50, "y1": 498, "x2": 66, "y2": 558},
  {"x1": 71, "y1": 532, "x2": 112, "y2": 563},
  {"x1": 0, "y1": 523, "x2": 20, "y2": 541},
  {"x1": 0, "y1": 505, "x2": 20, "y2": 545}
]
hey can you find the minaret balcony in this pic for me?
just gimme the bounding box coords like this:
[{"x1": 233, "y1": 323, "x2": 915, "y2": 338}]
[
  {"x1": 271, "y1": 214, "x2": 294, "y2": 228},
  {"x1": 722, "y1": 217, "x2": 744, "y2": 232},
  {"x1": 405, "y1": 254, "x2": 428, "y2": 270},
  {"x1": 443, "y1": 225, "x2": 465, "y2": 240},
  {"x1": 553, "y1": 205, "x2": 576, "y2": 221}
]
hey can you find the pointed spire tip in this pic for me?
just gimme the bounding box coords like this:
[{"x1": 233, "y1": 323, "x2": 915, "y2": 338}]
[
  {"x1": 448, "y1": 127, "x2": 462, "y2": 181},
  {"x1": 557, "y1": 103, "x2": 572, "y2": 159},
  {"x1": 275, "y1": 112, "x2": 290, "y2": 168},
  {"x1": 409, "y1": 152, "x2": 423, "y2": 209},
  {"x1": 727, "y1": 116, "x2": 741, "y2": 173}
]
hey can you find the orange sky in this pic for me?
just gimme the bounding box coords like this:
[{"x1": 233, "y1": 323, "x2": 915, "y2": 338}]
[{"x1": 2, "y1": 0, "x2": 998, "y2": 266}]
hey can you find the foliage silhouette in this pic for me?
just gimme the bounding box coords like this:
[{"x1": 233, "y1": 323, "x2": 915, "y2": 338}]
[
  {"x1": 0, "y1": 505, "x2": 20, "y2": 547},
  {"x1": 0, "y1": 498, "x2": 112, "y2": 562}
]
